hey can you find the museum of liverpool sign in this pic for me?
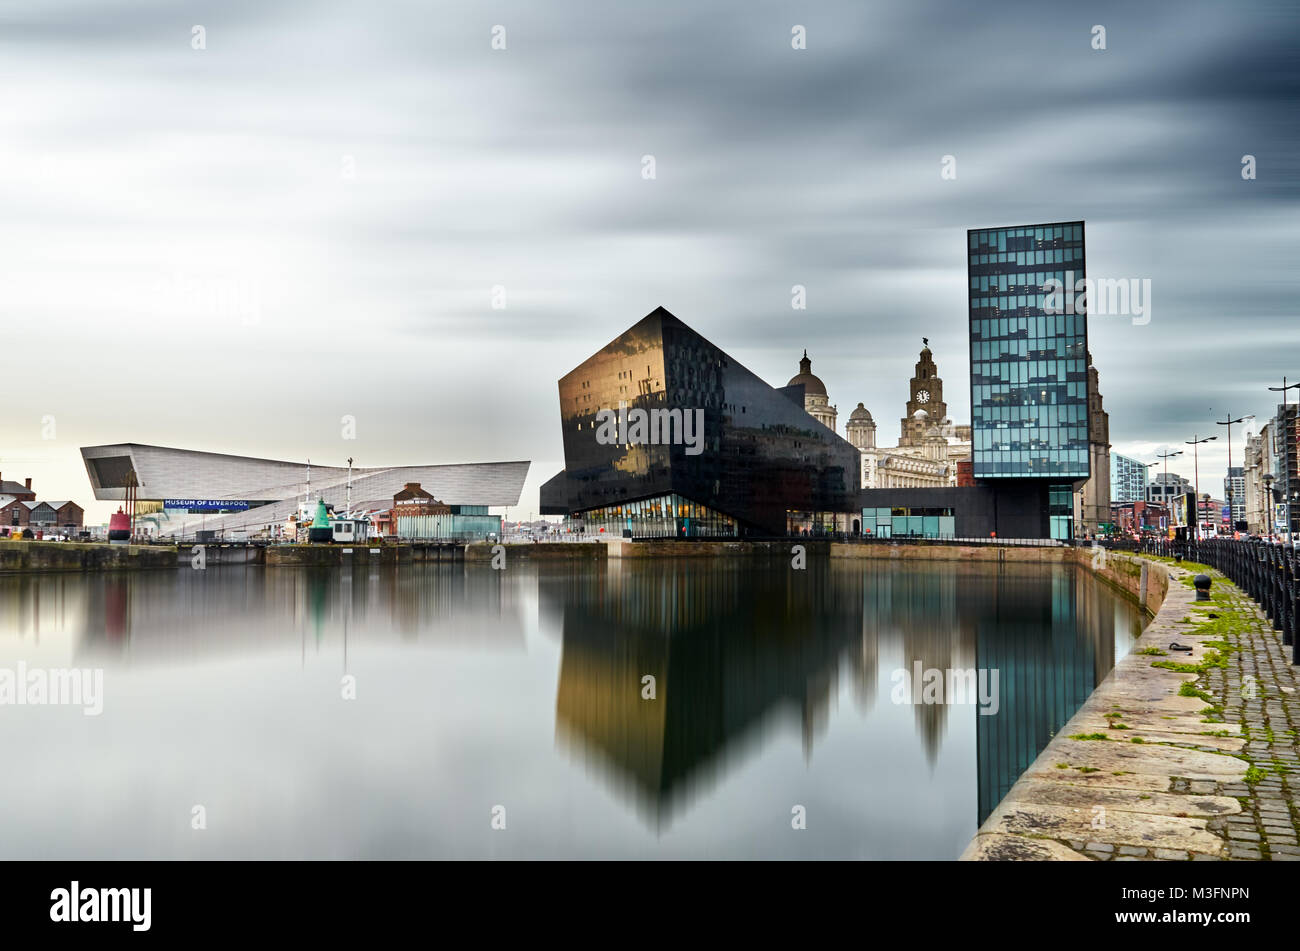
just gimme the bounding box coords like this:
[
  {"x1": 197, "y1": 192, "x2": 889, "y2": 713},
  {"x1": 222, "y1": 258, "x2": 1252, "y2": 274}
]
[{"x1": 163, "y1": 500, "x2": 251, "y2": 512}]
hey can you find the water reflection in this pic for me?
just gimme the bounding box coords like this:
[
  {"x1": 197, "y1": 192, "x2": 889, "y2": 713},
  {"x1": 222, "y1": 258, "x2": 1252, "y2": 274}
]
[
  {"x1": 0, "y1": 559, "x2": 1142, "y2": 858},
  {"x1": 551, "y1": 561, "x2": 860, "y2": 830},
  {"x1": 549, "y1": 560, "x2": 1141, "y2": 833},
  {"x1": 0, "y1": 566, "x2": 528, "y2": 668}
]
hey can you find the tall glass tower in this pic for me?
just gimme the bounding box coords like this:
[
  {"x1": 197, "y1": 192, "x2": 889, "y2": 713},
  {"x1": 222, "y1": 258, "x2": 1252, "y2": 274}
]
[{"x1": 967, "y1": 221, "x2": 1090, "y2": 539}]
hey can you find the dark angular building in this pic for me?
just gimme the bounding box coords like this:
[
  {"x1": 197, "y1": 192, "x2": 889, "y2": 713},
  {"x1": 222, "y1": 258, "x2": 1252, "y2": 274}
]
[{"x1": 539, "y1": 307, "x2": 859, "y2": 536}]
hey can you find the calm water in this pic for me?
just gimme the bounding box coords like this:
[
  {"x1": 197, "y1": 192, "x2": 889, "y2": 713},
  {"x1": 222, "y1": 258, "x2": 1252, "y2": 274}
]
[{"x1": 0, "y1": 558, "x2": 1143, "y2": 859}]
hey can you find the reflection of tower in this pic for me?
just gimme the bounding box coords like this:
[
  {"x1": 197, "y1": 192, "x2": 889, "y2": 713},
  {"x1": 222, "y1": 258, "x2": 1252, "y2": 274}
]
[
  {"x1": 851, "y1": 572, "x2": 881, "y2": 712},
  {"x1": 800, "y1": 667, "x2": 835, "y2": 762},
  {"x1": 896, "y1": 566, "x2": 972, "y2": 763},
  {"x1": 973, "y1": 565, "x2": 1115, "y2": 824},
  {"x1": 551, "y1": 560, "x2": 860, "y2": 829}
]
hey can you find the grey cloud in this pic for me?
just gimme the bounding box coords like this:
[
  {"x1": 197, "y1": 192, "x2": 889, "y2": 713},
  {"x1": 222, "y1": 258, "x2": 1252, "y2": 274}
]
[{"x1": 0, "y1": 0, "x2": 1295, "y2": 514}]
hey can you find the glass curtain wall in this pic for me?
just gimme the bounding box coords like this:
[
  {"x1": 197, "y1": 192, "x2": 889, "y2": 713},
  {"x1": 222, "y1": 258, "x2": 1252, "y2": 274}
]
[
  {"x1": 861, "y1": 507, "x2": 956, "y2": 539},
  {"x1": 968, "y1": 223, "x2": 1089, "y2": 479},
  {"x1": 576, "y1": 493, "x2": 739, "y2": 538}
]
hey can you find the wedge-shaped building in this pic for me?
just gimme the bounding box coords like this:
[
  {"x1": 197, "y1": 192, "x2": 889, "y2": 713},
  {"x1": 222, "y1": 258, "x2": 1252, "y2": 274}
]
[
  {"x1": 539, "y1": 307, "x2": 859, "y2": 536},
  {"x1": 81, "y1": 443, "x2": 529, "y2": 535}
]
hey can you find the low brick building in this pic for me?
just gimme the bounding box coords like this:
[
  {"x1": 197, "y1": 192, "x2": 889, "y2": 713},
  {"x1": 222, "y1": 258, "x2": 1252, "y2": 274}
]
[
  {"x1": 0, "y1": 499, "x2": 30, "y2": 531},
  {"x1": 393, "y1": 482, "x2": 499, "y2": 539},
  {"x1": 0, "y1": 476, "x2": 85, "y2": 536},
  {"x1": 392, "y1": 483, "x2": 451, "y2": 519},
  {"x1": 29, "y1": 501, "x2": 84, "y2": 532},
  {"x1": 1111, "y1": 500, "x2": 1169, "y2": 535},
  {"x1": 0, "y1": 473, "x2": 36, "y2": 504}
]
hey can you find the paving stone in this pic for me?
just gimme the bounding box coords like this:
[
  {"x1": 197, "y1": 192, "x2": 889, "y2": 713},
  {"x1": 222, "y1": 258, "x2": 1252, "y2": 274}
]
[
  {"x1": 1154, "y1": 849, "x2": 1189, "y2": 861},
  {"x1": 959, "y1": 835, "x2": 1090, "y2": 861}
]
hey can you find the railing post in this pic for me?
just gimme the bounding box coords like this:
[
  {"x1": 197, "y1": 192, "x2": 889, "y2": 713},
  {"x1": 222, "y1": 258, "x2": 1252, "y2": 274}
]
[{"x1": 1286, "y1": 545, "x2": 1298, "y2": 649}]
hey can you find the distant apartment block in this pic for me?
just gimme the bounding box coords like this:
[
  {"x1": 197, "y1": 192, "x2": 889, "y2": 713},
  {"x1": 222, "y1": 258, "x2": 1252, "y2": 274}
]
[
  {"x1": 1110, "y1": 453, "x2": 1150, "y2": 504},
  {"x1": 1225, "y1": 466, "x2": 1245, "y2": 528}
]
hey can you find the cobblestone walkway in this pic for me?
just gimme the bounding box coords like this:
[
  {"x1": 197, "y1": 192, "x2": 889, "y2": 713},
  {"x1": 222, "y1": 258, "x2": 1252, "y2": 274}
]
[
  {"x1": 964, "y1": 555, "x2": 1300, "y2": 861},
  {"x1": 1199, "y1": 566, "x2": 1300, "y2": 860}
]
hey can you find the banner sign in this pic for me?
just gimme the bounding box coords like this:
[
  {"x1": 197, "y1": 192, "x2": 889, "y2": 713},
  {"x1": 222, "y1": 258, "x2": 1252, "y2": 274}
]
[{"x1": 163, "y1": 500, "x2": 251, "y2": 512}]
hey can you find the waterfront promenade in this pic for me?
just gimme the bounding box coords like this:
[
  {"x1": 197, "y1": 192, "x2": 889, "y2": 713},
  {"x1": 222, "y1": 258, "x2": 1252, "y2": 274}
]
[{"x1": 964, "y1": 555, "x2": 1300, "y2": 861}]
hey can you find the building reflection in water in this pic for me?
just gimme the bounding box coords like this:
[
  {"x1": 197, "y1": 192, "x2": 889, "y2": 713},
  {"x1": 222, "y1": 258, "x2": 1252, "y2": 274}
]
[
  {"x1": 550, "y1": 559, "x2": 861, "y2": 830},
  {"x1": 0, "y1": 557, "x2": 1139, "y2": 850},
  {"x1": 852, "y1": 561, "x2": 977, "y2": 763},
  {"x1": 973, "y1": 564, "x2": 1138, "y2": 823},
  {"x1": 0, "y1": 575, "x2": 94, "y2": 650},
  {"x1": 549, "y1": 558, "x2": 1138, "y2": 833},
  {"x1": 0, "y1": 565, "x2": 528, "y2": 667}
]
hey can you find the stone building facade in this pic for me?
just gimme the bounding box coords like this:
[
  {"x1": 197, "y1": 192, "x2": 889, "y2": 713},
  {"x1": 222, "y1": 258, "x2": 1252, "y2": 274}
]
[
  {"x1": 844, "y1": 342, "x2": 971, "y2": 489},
  {"x1": 1074, "y1": 359, "x2": 1112, "y2": 536}
]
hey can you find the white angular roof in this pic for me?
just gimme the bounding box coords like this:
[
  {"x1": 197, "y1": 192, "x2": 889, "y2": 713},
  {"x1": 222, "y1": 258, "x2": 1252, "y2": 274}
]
[{"x1": 80, "y1": 443, "x2": 529, "y2": 532}]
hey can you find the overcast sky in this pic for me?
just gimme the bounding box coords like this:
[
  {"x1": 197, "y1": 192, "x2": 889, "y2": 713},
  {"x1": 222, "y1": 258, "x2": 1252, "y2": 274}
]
[{"x1": 1, "y1": 0, "x2": 1296, "y2": 520}]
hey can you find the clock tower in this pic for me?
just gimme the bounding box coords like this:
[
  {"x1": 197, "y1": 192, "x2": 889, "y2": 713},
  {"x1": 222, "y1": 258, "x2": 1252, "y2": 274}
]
[{"x1": 898, "y1": 339, "x2": 947, "y2": 447}]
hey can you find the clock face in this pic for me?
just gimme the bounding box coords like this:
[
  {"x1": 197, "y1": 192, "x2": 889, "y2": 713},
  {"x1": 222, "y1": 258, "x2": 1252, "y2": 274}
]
[{"x1": 915, "y1": 390, "x2": 930, "y2": 404}]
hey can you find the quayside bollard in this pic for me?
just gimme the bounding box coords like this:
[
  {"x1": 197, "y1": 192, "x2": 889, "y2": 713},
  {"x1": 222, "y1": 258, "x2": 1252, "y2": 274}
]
[{"x1": 1194, "y1": 574, "x2": 1212, "y2": 601}]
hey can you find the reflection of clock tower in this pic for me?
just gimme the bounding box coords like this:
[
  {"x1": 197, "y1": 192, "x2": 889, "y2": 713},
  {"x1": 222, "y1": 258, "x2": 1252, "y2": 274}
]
[{"x1": 899, "y1": 339, "x2": 947, "y2": 447}]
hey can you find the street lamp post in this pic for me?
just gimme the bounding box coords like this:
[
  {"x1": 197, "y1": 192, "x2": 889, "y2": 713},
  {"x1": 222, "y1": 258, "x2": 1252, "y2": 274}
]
[
  {"x1": 1268, "y1": 378, "x2": 1300, "y2": 545},
  {"x1": 1155, "y1": 449, "x2": 1182, "y2": 487},
  {"x1": 1185, "y1": 434, "x2": 1216, "y2": 540},
  {"x1": 1264, "y1": 473, "x2": 1277, "y2": 538},
  {"x1": 1215, "y1": 413, "x2": 1254, "y2": 534}
]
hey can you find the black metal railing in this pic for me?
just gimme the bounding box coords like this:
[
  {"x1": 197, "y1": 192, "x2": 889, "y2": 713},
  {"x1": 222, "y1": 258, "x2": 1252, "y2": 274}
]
[{"x1": 1133, "y1": 537, "x2": 1299, "y2": 664}]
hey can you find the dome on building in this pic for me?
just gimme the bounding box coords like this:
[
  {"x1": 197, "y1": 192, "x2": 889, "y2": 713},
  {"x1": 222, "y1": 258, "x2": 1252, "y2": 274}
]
[
  {"x1": 848, "y1": 402, "x2": 874, "y2": 424},
  {"x1": 924, "y1": 426, "x2": 945, "y2": 443},
  {"x1": 912, "y1": 408, "x2": 929, "y2": 420},
  {"x1": 787, "y1": 350, "x2": 827, "y2": 396}
]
